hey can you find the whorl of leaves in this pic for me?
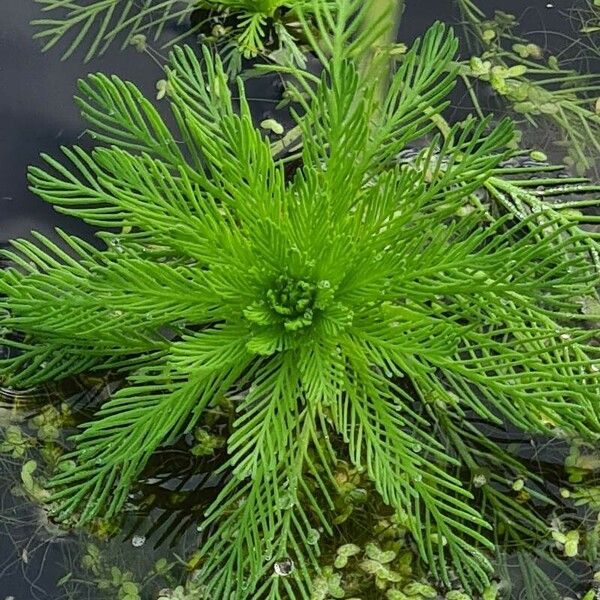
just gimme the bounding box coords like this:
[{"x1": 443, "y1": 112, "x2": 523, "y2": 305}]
[{"x1": 2, "y1": 1, "x2": 599, "y2": 597}]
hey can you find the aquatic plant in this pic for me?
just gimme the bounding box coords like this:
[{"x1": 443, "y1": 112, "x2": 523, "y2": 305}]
[
  {"x1": 457, "y1": 0, "x2": 600, "y2": 175},
  {"x1": 32, "y1": 0, "x2": 199, "y2": 62},
  {"x1": 193, "y1": 0, "x2": 312, "y2": 70},
  {"x1": 2, "y1": 0, "x2": 600, "y2": 597},
  {"x1": 575, "y1": 0, "x2": 600, "y2": 36},
  {"x1": 32, "y1": 0, "x2": 318, "y2": 72}
]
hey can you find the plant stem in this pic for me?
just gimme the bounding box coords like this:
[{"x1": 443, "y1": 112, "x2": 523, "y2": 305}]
[
  {"x1": 363, "y1": 0, "x2": 405, "y2": 104},
  {"x1": 366, "y1": 0, "x2": 405, "y2": 44}
]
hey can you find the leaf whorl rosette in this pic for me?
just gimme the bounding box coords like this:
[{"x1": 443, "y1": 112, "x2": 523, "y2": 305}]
[
  {"x1": 1, "y1": 1, "x2": 599, "y2": 598},
  {"x1": 244, "y1": 274, "x2": 353, "y2": 354}
]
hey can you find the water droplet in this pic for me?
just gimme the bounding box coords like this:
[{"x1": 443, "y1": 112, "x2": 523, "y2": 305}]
[
  {"x1": 274, "y1": 558, "x2": 294, "y2": 576},
  {"x1": 131, "y1": 535, "x2": 146, "y2": 547},
  {"x1": 413, "y1": 473, "x2": 422, "y2": 482},
  {"x1": 412, "y1": 444, "x2": 422, "y2": 453},
  {"x1": 110, "y1": 238, "x2": 124, "y2": 253}
]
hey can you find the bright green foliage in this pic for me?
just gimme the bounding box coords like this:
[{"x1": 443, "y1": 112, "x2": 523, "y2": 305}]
[
  {"x1": 199, "y1": 0, "x2": 305, "y2": 60},
  {"x1": 31, "y1": 0, "x2": 317, "y2": 70},
  {"x1": 32, "y1": 0, "x2": 199, "y2": 62},
  {"x1": 2, "y1": 1, "x2": 600, "y2": 597}
]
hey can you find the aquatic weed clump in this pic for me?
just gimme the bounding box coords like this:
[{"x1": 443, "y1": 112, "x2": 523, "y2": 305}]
[
  {"x1": 32, "y1": 0, "x2": 318, "y2": 72},
  {"x1": 1, "y1": 1, "x2": 600, "y2": 597},
  {"x1": 457, "y1": 0, "x2": 600, "y2": 176}
]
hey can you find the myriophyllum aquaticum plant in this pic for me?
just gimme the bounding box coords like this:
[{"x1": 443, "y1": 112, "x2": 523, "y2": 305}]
[
  {"x1": 2, "y1": 1, "x2": 599, "y2": 597},
  {"x1": 33, "y1": 0, "x2": 317, "y2": 72}
]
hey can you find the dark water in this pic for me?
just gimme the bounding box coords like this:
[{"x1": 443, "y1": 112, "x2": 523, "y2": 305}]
[
  {"x1": 0, "y1": 1, "x2": 595, "y2": 598},
  {"x1": 0, "y1": 2, "x2": 167, "y2": 245}
]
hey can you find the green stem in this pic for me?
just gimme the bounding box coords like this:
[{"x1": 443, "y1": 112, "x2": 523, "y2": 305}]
[
  {"x1": 457, "y1": 0, "x2": 486, "y2": 24},
  {"x1": 366, "y1": 0, "x2": 405, "y2": 44},
  {"x1": 363, "y1": 0, "x2": 405, "y2": 104}
]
